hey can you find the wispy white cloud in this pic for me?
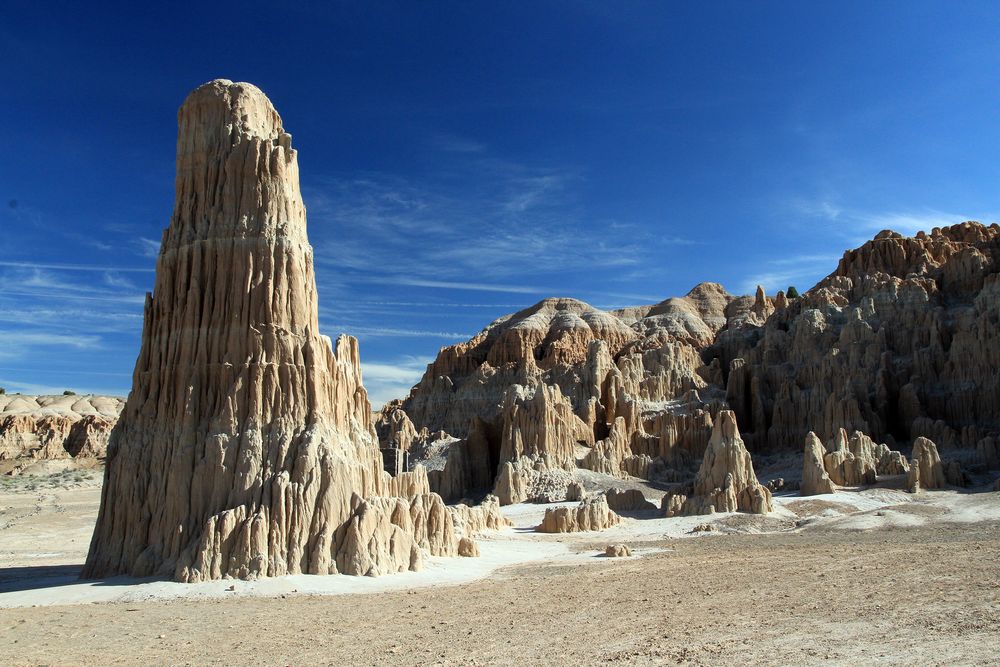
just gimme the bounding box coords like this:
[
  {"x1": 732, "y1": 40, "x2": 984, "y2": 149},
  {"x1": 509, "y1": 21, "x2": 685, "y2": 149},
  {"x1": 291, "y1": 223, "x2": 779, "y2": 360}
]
[
  {"x1": 137, "y1": 237, "x2": 160, "y2": 258},
  {"x1": 359, "y1": 276, "x2": 548, "y2": 294},
  {"x1": 787, "y1": 198, "x2": 988, "y2": 244},
  {"x1": 325, "y1": 324, "x2": 471, "y2": 339},
  {"x1": 0, "y1": 267, "x2": 147, "y2": 305},
  {"x1": 0, "y1": 376, "x2": 127, "y2": 396},
  {"x1": 0, "y1": 330, "x2": 102, "y2": 361},
  {"x1": 361, "y1": 355, "x2": 433, "y2": 409},
  {"x1": 0, "y1": 307, "x2": 141, "y2": 332},
  {"x1": 103, "y1": 272, "x2": 136, "y2": 290},
  {"x1": 737, "y1": 264, "x2": 827, "y2": 295},
  {"x1": 503, "y1": 173, "x2": 568, "y2": 213},
  {"x1": 0, "y1": 260, "x2": 153, "y2": 273}
]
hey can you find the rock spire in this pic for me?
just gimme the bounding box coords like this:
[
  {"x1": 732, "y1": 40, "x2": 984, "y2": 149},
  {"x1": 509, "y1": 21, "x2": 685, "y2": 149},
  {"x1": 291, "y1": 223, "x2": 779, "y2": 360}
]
[{"x1": 84, "y1": 80, "x2": 398, "y2": 581}]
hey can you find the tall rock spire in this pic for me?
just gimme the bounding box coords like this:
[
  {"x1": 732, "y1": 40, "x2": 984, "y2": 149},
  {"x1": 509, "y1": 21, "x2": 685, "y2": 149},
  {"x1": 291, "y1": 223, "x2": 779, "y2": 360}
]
[{"x1": 83, "y1": 80, "x2": 386, "y2": 581}]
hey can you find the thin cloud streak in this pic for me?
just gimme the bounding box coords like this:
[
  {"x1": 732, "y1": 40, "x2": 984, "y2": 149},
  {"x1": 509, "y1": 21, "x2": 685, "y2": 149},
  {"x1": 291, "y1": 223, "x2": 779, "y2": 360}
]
[
  {"x1": 325, "y1": 324, "x2": 471, "y2": 339},
  {"x1": 0, "y1": 260, "x2": 154, "y2": 273},
  {"x1": 361, "y1": 355, "x2": 433, "y2": 409}
]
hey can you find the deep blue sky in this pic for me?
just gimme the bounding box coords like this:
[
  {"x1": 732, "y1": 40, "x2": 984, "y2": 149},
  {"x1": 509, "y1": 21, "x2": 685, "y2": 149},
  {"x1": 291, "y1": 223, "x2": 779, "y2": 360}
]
[{"x1": 2, "y1": 2, "x2": 999, "y2": 405}]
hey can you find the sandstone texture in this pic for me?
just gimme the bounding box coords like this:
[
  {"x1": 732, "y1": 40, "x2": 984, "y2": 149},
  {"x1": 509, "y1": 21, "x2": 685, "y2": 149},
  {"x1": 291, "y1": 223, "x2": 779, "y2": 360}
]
[
  {"x1": 605, "y1": 544, "x2": 631, "y2": 557},
  {"x1": 604, "y1": 487, "x2": 657, "y2": 512},
  {"x1": 907, "y1": 436, "x2": 946, "y2": 492},
  {"x1": 663, "y1": 411, "x2": 773, "y2": 516},
  {"x1": 82, "y1": 80, "x2": 478, "y2": 582},
  {"x1": 801, "y1": 432, "x2": 836, "y2": 496},
  {"x1": 537, "y1": 496, "x2": 620, "y2": 533},
  {"x1": 718, "y1": 223, "x2": 1000, "y2": 453},
  {"x1": 0, "y1": 395, "x2": 123, "y2": 462}
]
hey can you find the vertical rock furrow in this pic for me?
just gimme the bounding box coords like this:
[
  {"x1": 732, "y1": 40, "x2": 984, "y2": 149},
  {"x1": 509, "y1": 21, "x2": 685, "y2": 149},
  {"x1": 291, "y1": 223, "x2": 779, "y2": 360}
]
[{"x1": 83, "y1": 80, "x2": 391, "y2": 582}]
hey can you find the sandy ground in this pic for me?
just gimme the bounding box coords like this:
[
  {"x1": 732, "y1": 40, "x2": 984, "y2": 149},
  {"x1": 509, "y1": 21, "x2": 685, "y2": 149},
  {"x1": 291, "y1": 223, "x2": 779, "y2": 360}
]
[{"x1": 1, "y1": 477, "x2": 999, "y2": 665}]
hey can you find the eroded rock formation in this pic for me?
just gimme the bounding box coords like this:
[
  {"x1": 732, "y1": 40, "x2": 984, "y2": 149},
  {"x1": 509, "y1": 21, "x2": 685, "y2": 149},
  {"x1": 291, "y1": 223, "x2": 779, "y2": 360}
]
[
  {"x1": 492, "y1": 456, "x2": 576, "y2": 505},
  {"x1": 907, "y1": 437, "x2": 946, "y2": 492},
  {"x1": 0, "y1": 395, "x2": 123, "y2": 461},
  {"x1": 537, "y1": 496, "x2": 621, "y2": 533},
  {"x1": 604, "y1": 487, "x2": 657, "y2": 511},
  {"x1": 801, "y1": 432, "x2": 836, "y2": 496},
  {"x1": 380, "y1": 285, "x2": 735, "y2": 500},
  {"x1": 605, "y1": 544, "x2": 631, "y2": 557},
  {"x1": 663, "y1": 411, "x2": 773, "y2": 516},
  {"x1": 718, "y1": 223, "x2": 1000, "y2": 453},
  {"x1": 83, "y1": 80, "x2": 475, "y2": 582}
]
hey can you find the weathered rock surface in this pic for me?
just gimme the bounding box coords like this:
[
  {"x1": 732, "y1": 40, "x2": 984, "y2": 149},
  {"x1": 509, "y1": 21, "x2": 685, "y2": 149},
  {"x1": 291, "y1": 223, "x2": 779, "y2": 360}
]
[
  {"x1": 717, "y1": 223, "x2": 1000, "y2": 453},
  {"x1": 492, "y1": 457, "x2": 576, "y2": 505},
  {"x1": 449, "y1": 495, "x2": 512, "y2": 535},
  {"x1": 664, "y1": 411, "x2": 773, "y2": 516},
  {"x1": 0, "y1": 395, "x2": 124, "y2": 461},
  {"x1": 605, "y1": 544, "x2": 631, "y2": 557},
  {"x1": 907, "y1": 437, "x2": 946, "y2": 492},
  {"x1": 386, "y1": 285, "x2": 733, "y2": 499},
  {"x1": 604, "y1": 487, "x2": 657, "y2": 512},
  {"x1": 537, "y1": 496, "x2": 621, "y2": 533},
  {"x1": 801, "y1": 432, "x2": 836, "y2": 496},
  {"x1": 82, "y1": 80, "x2": 466, "y2": 582},
  {"x1": 457, "y1": 537, "x2": 480, "y2": 557},
  {"x1": 374, "y1": 401, "x2": 418, "y2": 451},
  {"x1": 380, "y1": 222, "x2": 1000, "y2": 508}
]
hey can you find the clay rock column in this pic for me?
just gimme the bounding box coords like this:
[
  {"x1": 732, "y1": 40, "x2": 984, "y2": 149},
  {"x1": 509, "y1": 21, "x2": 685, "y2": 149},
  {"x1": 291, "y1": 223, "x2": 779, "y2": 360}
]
[{"x1": 83, "y1": 80, "x2": 385, "y2": 582}]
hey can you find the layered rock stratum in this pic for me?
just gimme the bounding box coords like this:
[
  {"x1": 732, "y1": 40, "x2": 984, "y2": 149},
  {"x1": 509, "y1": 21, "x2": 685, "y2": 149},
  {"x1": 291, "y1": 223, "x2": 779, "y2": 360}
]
[
  {"x1": 0, "y1": 394, "x2": 123, "y2": 462},
  {"x1": 82, "y1": 80, "x2": 482, "y2": 582}
]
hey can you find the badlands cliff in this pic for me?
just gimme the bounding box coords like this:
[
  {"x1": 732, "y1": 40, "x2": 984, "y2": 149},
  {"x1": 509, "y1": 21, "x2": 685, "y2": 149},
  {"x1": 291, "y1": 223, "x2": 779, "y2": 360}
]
[
  {"x1": 0, "y1": 394, "x2": 123, "y2": 463},
  {"x1": 82, "y1": 80, "x2": 494, "y2": 582},
  {"x1": 380, "y1": 222, "x2": 1000, "y2": 503}
]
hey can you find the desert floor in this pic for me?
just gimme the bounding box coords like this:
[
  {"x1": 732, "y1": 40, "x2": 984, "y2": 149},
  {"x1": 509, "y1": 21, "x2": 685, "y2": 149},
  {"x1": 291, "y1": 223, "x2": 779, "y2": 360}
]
[{"x1": 1, "y1": 474, "x2": 999, "y2": 666}]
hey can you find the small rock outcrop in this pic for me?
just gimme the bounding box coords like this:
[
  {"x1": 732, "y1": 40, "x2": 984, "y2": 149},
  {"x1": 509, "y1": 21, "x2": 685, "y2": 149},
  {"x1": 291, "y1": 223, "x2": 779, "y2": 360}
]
[
  {"x1": 492, "y1": 457, "x2": 576, "y2": 505},
  {"x1": 801, "y1": 432, "x2": 836, "y2": 496},
  {"x1": 664, "y1": 411, "x2": 773, "y2": 516},
  {"x1": 604, "y1": 487, "x2": 657, "y2": 511},
  {"x1": 907, "y1": 437, "x2": 946, "y2": 492},
  {"x1": 605, "y1": 544, "x2": 631, "y2": 557},
  {"x1": 449, "y1": 495, "x2": 513, "y2": 534},
  {"x1": 537, "y1": 496, "x2": 621, "y2": 533}
]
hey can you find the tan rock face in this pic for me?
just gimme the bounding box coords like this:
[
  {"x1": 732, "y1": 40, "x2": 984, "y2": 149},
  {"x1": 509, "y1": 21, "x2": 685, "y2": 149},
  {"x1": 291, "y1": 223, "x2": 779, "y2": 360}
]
[
  {"x1": 907, "y1": 437, "x2": 946, "y2": 492},
  {"x1": 605, "y1": 544, "x2": 631, "y2": 557},
  {"x1": 0, "y1": 395, "x2": 123, "y2": 461},
  {"x1": 448, "y1": 495, "x2": 512, "y2": 535},
  {"x1": 497, "y1": 382, "x2": 590, "y2": 466},
  {"x1": 665, "y1": 411, "x2": 773, "y2": 516},
  {"x1": 389, "y1": 284, "x2": 733, "y2": 500},
  {"x1": 718, "y1": 222, "x2": 1000, "y2": 453},
  {"x1": 801, "y1": 432, "x2": 836, "y2": 496},
  {"x1": 604, "y1": 488, "x2": 657, "y2": 512},
  {"x1": 537, "y1": 496, "x2": 620, "y2": 533},
  {"x1": 82, "y1": 80, "x2": 462, "y2": 582},
  {"x1": 374, "y1": 401, "x2": 418, "y2": 451},
  {"x1": 492, "y1": 457, "x2": 576, "y2": 505}
]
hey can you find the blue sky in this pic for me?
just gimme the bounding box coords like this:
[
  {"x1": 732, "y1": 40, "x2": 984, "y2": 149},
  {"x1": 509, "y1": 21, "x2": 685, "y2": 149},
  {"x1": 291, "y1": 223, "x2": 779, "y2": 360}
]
[{"x1": 2, "y1": 2, "x2": 1000, "y2": 405}]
